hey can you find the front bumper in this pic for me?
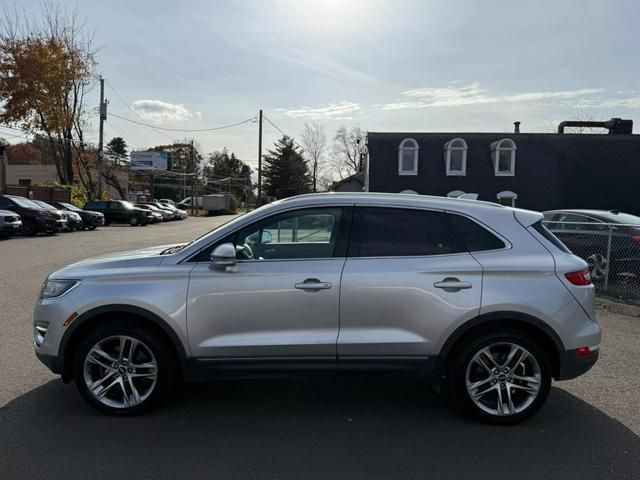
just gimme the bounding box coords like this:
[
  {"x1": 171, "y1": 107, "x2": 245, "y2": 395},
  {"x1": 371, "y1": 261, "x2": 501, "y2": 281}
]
[
  {"x1": 557, "y1": 348, "x2": 599, "y2": 380},
  {"x1": 83, "y1": 215, "x2": 104, "y2": 226},
  {"x1": 1, "y1": 222, "x2": 21, "y2": 234}
]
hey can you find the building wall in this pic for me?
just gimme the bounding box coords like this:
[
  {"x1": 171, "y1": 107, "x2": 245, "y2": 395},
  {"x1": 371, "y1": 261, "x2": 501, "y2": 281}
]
[
  {"x1": 367, "y1": 132, "x2": 640, "y2": 214},
  {"x1": 6, "y1": 164, "x2": 58, "y2": 186}
]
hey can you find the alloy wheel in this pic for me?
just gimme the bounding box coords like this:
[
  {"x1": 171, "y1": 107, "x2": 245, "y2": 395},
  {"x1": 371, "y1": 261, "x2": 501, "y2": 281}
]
[
  {"x1": 83, "y1": 335, "x2": 158, "y2": 409},
  {"x1": 465, "y1": 342, "x2": 541, "y2": 417},
  {"x1": 586, "y1": 253, "x2": 608, "y2": 280}
]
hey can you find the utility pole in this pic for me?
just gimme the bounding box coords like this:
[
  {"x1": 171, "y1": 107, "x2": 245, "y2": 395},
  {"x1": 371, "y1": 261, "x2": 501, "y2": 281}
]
[
  {"x1": 97, "y1": 76, "x2": 106, "y2": 199},
  {"x1": 257, "y1": 109, "x2": 263, "y2": 205},
  {"x1": 190, "y1": 140, "x2": 195, "y2": 216}
]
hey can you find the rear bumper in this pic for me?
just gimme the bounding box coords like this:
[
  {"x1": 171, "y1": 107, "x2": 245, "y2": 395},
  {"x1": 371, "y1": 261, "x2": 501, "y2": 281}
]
[{"x1": 557, "y1": 349, "x2": 599, "y2": 380}]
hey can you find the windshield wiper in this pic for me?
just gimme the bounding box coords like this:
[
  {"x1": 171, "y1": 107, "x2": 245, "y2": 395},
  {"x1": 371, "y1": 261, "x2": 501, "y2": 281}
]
[{"x1": 160, "y1": 244, "x2": 189, "y2": 255}]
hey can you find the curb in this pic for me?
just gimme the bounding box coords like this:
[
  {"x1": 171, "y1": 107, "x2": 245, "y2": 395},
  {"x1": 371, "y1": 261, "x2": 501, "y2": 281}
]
[{"x1": 596, "y1": 297, "x2": 640, "y2": 317}]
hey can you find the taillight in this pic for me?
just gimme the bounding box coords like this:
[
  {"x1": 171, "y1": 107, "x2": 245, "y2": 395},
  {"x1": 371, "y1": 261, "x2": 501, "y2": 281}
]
[
  {"x1": 632, "y1": 235, "x2": 640, "y2": 246},
  {"x1": 565, "y1": 268, "x2": 592, "y2": 286}
]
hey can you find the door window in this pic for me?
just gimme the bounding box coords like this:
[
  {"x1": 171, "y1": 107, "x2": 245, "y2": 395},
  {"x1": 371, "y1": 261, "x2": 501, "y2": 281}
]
[{"x1": 350, "y1": 207, "x2": 460, "y2": 257}]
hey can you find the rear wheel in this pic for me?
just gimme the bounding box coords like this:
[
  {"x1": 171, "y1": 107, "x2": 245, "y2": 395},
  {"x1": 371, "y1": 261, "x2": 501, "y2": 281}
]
[
  {"x1": 586, "y1": 253, "x2": 608, "y2": 281},
  {"x1": 129, "y1": 217, "x2": 139, "y2": 226},
  {"x1": 447, "y1": 330, "x2": 551, "y2": 424},
  {"x1": 87, "y1": 225, "x2": 97, "y2": 231},
  {"x1": 73, "y1": 321, "x2": 176, "y2": 415}
]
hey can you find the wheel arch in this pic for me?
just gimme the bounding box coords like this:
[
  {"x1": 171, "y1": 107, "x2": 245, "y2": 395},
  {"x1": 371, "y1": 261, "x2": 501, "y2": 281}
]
[
  {"x1": 436, "y1": 311, "x2": 565, "y2": 381},
  {"x1": 59, "y1": 304, "x2": 187, "y2": 382}
]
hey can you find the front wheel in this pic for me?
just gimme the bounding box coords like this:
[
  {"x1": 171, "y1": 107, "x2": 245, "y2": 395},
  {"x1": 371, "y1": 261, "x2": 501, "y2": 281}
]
[
  {"x1": 129, "y1": 217, "x2": 139, "y2": 226},
  {"x1": 73, "y1": 322, "x2": 176, "y2": 415},
  {"x1": 447, "y1": 330, "x2": 551, "y2": 424}
]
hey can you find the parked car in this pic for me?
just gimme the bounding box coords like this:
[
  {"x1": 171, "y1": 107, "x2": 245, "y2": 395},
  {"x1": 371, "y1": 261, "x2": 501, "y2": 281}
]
[
  {"x1": 49, "y1": 201, "x2": 105, "y2": 230},
  {"x1": 140, "y1": 201, "x2": 187, "y2": 220},
  {"x1": 34, "y1": 193, "x2": 600, "y2": 423},
  {"x1": 0, "y1": 209, "x2": 22, "y2": 239},
  {"x1": 0, "y1": 194, "x2": 65, "y2": 235},
  {"x1": 31, "y1": 200, "x2": 83, "y2": 231},
  {"x1": 135, "y1": 204, "x2": 163, "y2": 223},
  {"x1": 159, "y1": 199, "x2": 175, "y2": 207},
  {"x1": 543, "y1": 209, "x2": 640, "y2": 283},
  {"x1": 136, "y1": 203, "x2": 173, "y2": 222},
  {"x1": 83, "y1": 200, "x2": 153, "y2": 226}
]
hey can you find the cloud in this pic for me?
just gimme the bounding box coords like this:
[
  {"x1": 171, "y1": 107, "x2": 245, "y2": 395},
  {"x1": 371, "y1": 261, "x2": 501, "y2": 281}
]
[
  {"x1": 377, "y1": 83, "x2": 605, "y2": 110},
  {"x1": 132, "y1": 99, "x2": 201, "y2": 123},
  {"x1": 278, "y1": 101, "x2": 361, "y2": 120}
]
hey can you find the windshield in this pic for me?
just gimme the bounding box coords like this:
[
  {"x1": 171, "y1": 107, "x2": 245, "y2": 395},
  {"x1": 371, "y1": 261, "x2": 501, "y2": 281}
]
[
  {"x1": 61, "y1": 203, "x2": 82, "y2": 212},
  {"x1": 33, "y1": 200, "x2": 54, "y2": 209},
  {"x1": 122, "y1": 201, "x2": 135, "y2": 209},
  {"x1": 12, "y1": 197, "x2": 42, "y2": 209}
]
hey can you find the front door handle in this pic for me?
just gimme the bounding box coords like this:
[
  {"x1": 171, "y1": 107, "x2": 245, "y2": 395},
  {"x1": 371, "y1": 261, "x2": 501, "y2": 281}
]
[
  {"x1": 295, "y1": 278, "x2": 332, "y2": 291},
  {"x1": 434, "y1": 277, "x2": 472, "y2": 290}
]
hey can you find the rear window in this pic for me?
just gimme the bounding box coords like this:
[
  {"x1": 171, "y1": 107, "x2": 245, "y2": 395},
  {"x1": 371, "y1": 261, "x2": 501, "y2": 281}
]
[
  {"x1": 351, "y1": 207, "x2": 457, "y2": 257},
  {"x1": 532, "y1": 221, "x2": 571, "y2": 253},
  {"x1": 447, "y1": 214, "x2": 506, "y2": 252}
]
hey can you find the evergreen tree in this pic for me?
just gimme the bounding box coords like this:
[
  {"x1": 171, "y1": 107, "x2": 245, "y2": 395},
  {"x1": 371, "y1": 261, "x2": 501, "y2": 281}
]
[
  {"x1": 106, "y1": 137, "x2": 128, "y2": 157},
  {"x1": 262, "y1": 135, "x2": 311, "y2": 199}
]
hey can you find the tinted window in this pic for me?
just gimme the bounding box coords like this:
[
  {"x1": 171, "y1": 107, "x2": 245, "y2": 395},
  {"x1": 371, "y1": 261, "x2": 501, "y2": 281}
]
[
  {"x1": 0, "y1": 197, "x2": 10, "y2": 209},
  {"x1": 448, "y1": 214, "x2": 505, "y2": 251},
  {"x1": 531, "y1": 221, "x2": 571, "y2": 253},
  {"x1": 85, "y1": 201, "x2": 106, "y2": 209},
  {"x1": 351, "y1": 207, "x2": 456, "y2": 257}
]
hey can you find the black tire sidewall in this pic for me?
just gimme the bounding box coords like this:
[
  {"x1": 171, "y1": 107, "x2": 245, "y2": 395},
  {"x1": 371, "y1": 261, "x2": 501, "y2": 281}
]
[
  {"x1": 448, "y1": 330, "x2": 552, "y2": 425},
  {"x1": 22, "y1": 219, "x2": 37, "y2": 236},
  {"x1": 73, "y1": 321, "x2": 176, "y2": 415}
]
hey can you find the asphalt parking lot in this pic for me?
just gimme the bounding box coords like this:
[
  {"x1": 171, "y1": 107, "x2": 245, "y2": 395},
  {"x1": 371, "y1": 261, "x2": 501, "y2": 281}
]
[{"x1": 1, "y1": 216, "x2": 639, "y2": 479}]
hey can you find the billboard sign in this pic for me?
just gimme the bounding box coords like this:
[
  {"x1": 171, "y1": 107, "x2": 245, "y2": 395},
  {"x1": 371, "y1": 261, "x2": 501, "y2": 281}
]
[{"x1": 130, "y1": 151, "x2": 168, "y2": 171}]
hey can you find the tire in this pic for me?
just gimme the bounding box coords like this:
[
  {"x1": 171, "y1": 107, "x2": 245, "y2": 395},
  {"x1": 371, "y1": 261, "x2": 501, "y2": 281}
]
[
  {"x1": 129, "y1": 217, "x2": 139, "y2": 226},
  {"x1": 73, "y1": 321, "x2": 176, "y2": 415},
  {"x1": 447, "y1": 329, "x2": 551, "y2": 425},
  {"x1": 88, "y1": 225, "x2": 97, "y2": 231},
  {"x1": 21, "y1": 218, "x2": 38, "y2": 236}
]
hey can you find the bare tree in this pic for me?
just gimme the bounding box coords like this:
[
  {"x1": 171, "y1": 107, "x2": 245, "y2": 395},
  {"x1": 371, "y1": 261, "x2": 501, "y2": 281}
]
[
  {"x1": 300, "y1": 122, "x2": 327, "y2": 192},
  {"x1": 330, "y1": 126, "x2": 366, "y2": 179}
]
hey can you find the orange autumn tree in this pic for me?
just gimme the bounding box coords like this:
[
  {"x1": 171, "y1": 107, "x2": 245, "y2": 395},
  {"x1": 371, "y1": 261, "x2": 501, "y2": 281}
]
[{"x1": 0, "y1": 3, "x2": 97, "y2": 186}]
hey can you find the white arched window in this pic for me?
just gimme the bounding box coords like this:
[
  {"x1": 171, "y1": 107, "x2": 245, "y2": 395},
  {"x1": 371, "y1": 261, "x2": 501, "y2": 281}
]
[
  {"x1": 490, "y1": 138, "x2": 516, "y2": 176},
  {"x1": 443, "y1": 138, "x2": 467, "y2": 176},
  {"x1": 398, "y1": 138, "x2": 419, "y2": 175},
  {"x1": 497, "y1": 190, "x2": 518, "y2": 207}
]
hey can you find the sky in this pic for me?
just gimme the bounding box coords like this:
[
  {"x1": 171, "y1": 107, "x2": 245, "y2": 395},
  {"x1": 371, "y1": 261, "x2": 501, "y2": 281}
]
[{"x1": 6, "y1": 0, "x2": 640, "y2": 170}]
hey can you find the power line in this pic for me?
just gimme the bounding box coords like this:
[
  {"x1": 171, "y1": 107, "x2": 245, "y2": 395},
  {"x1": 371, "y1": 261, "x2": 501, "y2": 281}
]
[
  {"x1": 105, "y1": 80, "x2": 175, "y2": 141},
  {"x1": 109, "y1": 112, "x2": 255, "y2": 133},
  {"x1": 263, "y1": 115, "x2": 306, "y2": 152}
]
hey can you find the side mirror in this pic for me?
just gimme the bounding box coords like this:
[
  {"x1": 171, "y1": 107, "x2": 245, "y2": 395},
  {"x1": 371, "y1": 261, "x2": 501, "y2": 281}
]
[
  {"x1": 210, "y1": 243, "x2": 236, "y2": 269},
  {"x1": 261, "y1": 231, "x2": 272, "y2": 244}
]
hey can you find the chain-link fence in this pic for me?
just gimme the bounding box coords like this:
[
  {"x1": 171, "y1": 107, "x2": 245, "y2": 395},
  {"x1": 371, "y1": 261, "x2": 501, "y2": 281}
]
[{"x1": 543, "y1": 221, "x2": 640, "y2": 303}]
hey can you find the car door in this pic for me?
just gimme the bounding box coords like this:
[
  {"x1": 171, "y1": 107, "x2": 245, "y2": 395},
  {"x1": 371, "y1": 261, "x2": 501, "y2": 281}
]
[
  {"x1": 338, "y1": 206, "x2": 483, "y2": 368},
  {"x1": 186, "y1": 206, "x2": 351, "y2": 365}
]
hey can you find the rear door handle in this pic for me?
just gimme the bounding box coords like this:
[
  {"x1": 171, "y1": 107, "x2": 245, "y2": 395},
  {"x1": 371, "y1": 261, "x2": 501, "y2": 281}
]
[
  {"x1": 295, "y1": 278, "x2": 332, "y2": 290},
  {"x1": 434, "y1": 278, "x2": 472, "y2": 290}
]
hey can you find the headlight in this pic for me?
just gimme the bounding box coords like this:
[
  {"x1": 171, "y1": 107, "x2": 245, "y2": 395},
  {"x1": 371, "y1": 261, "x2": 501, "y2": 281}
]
[{"x1": 40, "y1": 279, "x2": 79, "y2": 299}]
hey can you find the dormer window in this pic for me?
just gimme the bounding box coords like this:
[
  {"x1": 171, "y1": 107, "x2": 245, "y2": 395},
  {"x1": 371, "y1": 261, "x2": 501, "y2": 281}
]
[
  {"x1": 491, "y1": 138, "x2": 516, "y2": 176},
  {"x1": 444, "y1": 138, "x2": 467, "y2": 176},
  {"x1": 398, "y1": 138, "x2": 419, "y2": 175}
]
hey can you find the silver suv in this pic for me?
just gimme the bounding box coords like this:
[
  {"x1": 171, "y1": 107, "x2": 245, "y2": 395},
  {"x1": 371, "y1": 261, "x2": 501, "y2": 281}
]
[{"x1": 34, "y1": 193, "x2": 601, "y2": 423}]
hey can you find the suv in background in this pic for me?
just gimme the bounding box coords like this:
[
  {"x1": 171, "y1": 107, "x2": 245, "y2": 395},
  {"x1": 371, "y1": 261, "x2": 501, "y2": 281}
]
[
  {"x1": 31, "y1": 200, "x2": 82, "y2": 232},
  {"x1": 34, "y1": 193, "x2": 600, "y2": 423},
  {"x1": 0, "y1": 195, "x2": 65, "y2": 235},
  {"x1": 84, "y1": 200, "x2": 152, "y2": 226},
  {"x1": 49, "y1": 201, "x2": 105, "y2": 230},
  {"x1": 0, "y1": 209, "x2": 22, "y2": 239},
  {"x1": 543, "y1": 209, "x2": 640, "y2": 284}
]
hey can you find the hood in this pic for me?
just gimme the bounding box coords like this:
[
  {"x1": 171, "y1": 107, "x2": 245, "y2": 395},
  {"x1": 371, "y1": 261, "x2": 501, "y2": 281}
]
[
  {"x1": 81, "y1": 209, "x2": 104, "y2": 217},
  {"x1": 49, "y1": 243, "x2": 188, "y2": 278}
]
